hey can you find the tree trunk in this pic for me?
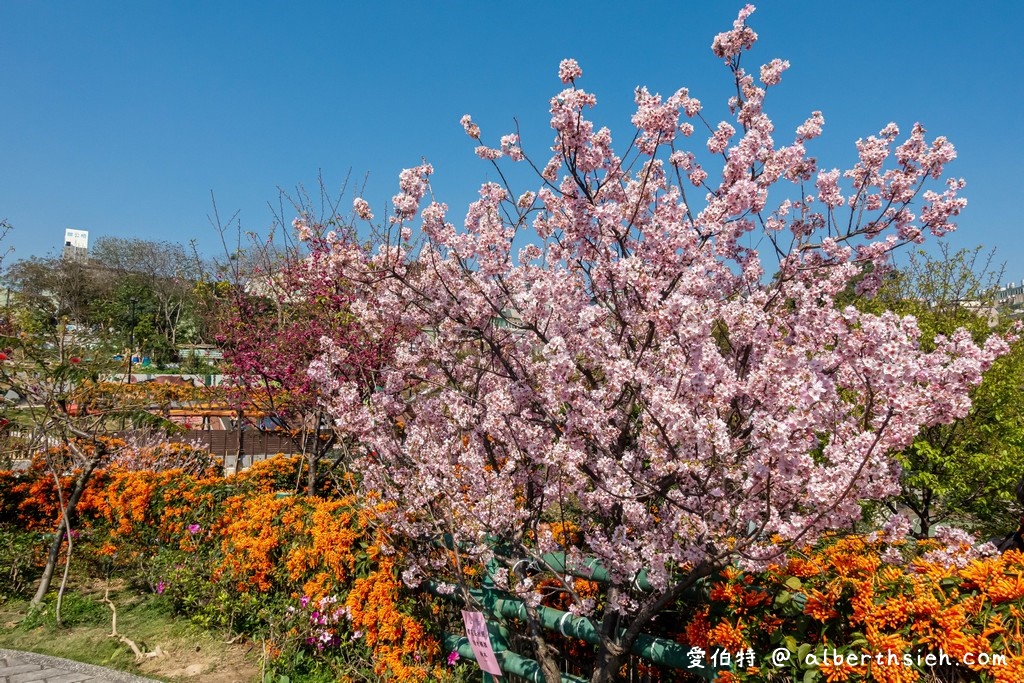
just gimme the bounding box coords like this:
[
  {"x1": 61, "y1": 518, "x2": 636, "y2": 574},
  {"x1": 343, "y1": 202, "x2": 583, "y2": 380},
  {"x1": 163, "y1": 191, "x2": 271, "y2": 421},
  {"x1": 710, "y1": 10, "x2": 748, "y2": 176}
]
[
  {"x1": 234, "y1": 409, "x2": 244, "y2": 476},
  {"x1": 305, "y1": 414, "x2": 324, "y2": 497},
  {"x1": 31, "y1": 456, "x2": 99, "y2": 606},
  {"x1": 589, "y1": 564, "x2": 715, "y2": 683},
  {"x1": 590, "y1": 588, "x2": 625, "y2": 683},
  {"x1": 508, "y1": 559, "x2": 563, "y2": 683},
  {"x1": 525, "y1": 605, "x2": 564, "y2": 683},
  {"x1": 306, "y1": 453, "x2": 317, "y2": 497}
]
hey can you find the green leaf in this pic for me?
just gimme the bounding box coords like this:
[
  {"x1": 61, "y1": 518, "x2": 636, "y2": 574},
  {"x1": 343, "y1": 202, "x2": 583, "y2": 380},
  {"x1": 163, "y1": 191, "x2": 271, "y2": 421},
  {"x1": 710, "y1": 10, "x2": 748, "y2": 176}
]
[{"x1": 784, "y1": 576, "x2": 803, "y2": 590}]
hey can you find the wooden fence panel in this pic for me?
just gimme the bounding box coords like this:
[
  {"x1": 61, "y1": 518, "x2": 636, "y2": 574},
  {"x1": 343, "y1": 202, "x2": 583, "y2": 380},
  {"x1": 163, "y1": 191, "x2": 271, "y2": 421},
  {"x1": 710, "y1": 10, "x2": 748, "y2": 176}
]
[{"x1": 161, "y1": 429, "x2": 303, "y2": 457}]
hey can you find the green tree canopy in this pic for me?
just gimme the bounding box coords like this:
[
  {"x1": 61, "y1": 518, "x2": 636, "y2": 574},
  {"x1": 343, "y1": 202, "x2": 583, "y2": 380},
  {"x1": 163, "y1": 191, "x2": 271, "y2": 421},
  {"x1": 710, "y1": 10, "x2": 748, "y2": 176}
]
[{"x1": 859, "y1": 245, "x2": 1024, "y2": 538}]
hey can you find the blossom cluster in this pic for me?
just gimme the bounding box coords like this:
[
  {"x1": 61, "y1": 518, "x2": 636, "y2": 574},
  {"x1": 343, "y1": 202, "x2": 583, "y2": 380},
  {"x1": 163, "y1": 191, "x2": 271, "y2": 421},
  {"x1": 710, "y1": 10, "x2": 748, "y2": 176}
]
[
  {"x1": 310, "y1": 5, "x2": 995, "y2": 634},
  {"x1": 286, "y1": 594, "x2": 345, "y2": 651},
  {"x1": 683, "y1": 535, "x2": 1024, "y2": 682}
]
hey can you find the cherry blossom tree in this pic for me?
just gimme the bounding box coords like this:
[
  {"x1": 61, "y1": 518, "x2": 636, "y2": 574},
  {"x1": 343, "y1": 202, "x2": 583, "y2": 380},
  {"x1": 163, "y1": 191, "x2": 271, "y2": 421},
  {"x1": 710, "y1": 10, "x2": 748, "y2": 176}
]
[
  {"x1": 219, "y1": 220, "x2": 406, "y2": 495},
  {"x1": 312, "y1": 6, "x2": 1007, "y2": 681}
]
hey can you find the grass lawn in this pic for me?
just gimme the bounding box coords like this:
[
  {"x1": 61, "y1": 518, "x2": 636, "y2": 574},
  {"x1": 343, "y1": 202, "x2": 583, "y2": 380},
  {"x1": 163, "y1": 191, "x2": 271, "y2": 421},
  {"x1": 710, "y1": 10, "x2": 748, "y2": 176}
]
[{"x1": 0, "y1": 580, "x2": 261, "y2": 683}]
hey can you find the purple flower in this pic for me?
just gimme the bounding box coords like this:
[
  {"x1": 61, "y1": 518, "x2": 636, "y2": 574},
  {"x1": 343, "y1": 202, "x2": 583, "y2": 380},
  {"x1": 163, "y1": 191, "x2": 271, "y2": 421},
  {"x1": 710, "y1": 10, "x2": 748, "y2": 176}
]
[
  {"x1": 156, "y1": 581, "x2": 166, "y2": 595},
  {"x1": 447, "y1": 651, "x2": 460, "y2": 666},
  {"x1": 300, "y1": 595, "x2": 310, "y2": 608},
  {"x1": 187, "y1": 524, "x2": 201, "y2": 535}
]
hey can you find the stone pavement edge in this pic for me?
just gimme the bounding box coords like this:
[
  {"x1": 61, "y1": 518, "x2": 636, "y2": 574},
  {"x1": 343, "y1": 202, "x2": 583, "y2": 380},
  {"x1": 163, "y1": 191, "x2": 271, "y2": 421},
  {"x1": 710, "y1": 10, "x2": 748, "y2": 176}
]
[{"x1": 0, "y1": 649, "x2": 162, "y2": 683}]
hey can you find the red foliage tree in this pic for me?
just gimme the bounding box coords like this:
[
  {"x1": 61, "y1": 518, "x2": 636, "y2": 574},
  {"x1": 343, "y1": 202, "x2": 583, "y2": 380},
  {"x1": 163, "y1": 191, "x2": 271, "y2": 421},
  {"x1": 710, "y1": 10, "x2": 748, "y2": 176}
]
[{"x1": 219, "y1": 223, "x2": 405, "y2": 495}]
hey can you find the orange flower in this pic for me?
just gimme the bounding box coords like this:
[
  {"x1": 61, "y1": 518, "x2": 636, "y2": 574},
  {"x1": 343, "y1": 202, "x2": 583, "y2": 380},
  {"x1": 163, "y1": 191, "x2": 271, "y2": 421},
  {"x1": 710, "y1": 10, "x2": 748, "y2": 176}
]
[
  {"x1": 805, "y1": 585, "x2": 840, "y2": 622},
  {"x1": 818, "y1": 658, "x2": 857, "y2": 682},
  {"x1": 707, "y1": 620, "x2": 747, "y2": 652},
  {"x1": 988, "y1": 572, "x2": 1024, "y2": 604}
]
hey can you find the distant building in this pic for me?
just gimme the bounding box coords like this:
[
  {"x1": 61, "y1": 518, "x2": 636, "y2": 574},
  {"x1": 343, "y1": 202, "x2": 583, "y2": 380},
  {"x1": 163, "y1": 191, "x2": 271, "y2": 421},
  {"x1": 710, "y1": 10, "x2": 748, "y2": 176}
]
[
  {"x1": 62, "y1": 228, "x2": 89, "y2": 262},
  {"x1": 995, "y1": 281, "x2": 1024, "y2": 319},
  {"x1": 177, "y1": 343, "x2": 225, "y2": 361}
]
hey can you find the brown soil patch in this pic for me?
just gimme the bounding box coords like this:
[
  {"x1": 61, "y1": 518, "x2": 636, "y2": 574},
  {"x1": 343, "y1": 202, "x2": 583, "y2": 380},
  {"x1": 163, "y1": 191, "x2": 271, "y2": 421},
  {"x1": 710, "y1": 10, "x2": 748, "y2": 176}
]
[{"x1": 137, "y1": 641, "x2": 261, "y2": 683}]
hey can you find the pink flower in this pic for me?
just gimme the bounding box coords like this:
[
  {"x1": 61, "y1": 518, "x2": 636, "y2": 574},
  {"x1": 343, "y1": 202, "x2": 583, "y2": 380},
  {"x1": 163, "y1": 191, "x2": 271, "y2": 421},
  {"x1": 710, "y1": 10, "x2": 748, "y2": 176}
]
[
  {"x1": 500, "y1": 134, "x2": 524, "y2": 162},
  {"x1": 816, "y1": 169, "x2": 844, "y2": 208},
  {"x1": 759, "y1": 58, "x2": 790, "y2": 86},
  {"x1": 292, "y1": 217, "x2": 313, "y2": 241},
  {"x1": 689, "y1": 167, "x2": 708, "y2": 186},
  {"x1": 187, "y1": 524, "x2": 200, "y2": 535},
  {"x1": 460, "y1": 115, "x2": 480, "y2": 139},
  {"x1": 711, "y1": 4, "x2": 758, "y2": 61},
  {"x1": 447, "y1": 651, "x2": 460, "y2": 666},
  {"x1": 156, "y1": 581, "x2": 166, "y2": 595},
  {"x1": 558, "y1": 58, "x2": 582, "y2": 84},
  {"x1": 707, "y1": 121, "x2": 735, "y2": 154},
  {"x1": 309, "y1": 6, "x2": 989, "y2": 641},
  {"x1": 796, "y1": 111, "x2": 824, "y2": 141},
  {"x1": 353, "y1": 197, "x2": 374, "y2": 221},
  {"x1": 475, "y1": 145, "x2": 502, "y2": 161}
]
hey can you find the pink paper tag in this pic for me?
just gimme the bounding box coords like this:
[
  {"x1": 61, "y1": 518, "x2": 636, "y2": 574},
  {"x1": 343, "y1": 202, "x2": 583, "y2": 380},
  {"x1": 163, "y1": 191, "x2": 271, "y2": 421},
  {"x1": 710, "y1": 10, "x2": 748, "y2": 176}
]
[{"x1": 462, "y1": 610, "x2": 503, "y2": 676}]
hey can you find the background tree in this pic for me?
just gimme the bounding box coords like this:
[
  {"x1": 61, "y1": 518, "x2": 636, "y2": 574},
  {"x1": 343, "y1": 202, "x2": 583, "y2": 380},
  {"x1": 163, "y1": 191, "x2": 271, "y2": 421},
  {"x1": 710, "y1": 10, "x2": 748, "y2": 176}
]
[
  {"x1": 0, "y1": 227, "x2": 216, "y2": 613},
  {"x1": 4, "y1": 236, "x2": 217, "y2": 367},
  {"x1": 0, "y1": 254, "x2": 140, "y2": 615},
  {"x1": 4, "y1": 255, "x2": 114, "y2": 352},
  {"x1": 858, "y1": 245, "x2": 1024, "y2": 538},
  {"x1": 178, "y1": 276, "x2": 231, "y2": 349},
  {"x1": 90, "y1": 236, "x2": 210, "y2": 364}
]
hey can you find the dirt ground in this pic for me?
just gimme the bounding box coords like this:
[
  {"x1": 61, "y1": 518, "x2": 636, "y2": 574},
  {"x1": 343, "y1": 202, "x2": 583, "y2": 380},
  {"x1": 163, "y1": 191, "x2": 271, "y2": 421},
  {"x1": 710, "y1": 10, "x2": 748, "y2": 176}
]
[{"x1": 135, "y1": 641, "x2": 261, "y2": 683}]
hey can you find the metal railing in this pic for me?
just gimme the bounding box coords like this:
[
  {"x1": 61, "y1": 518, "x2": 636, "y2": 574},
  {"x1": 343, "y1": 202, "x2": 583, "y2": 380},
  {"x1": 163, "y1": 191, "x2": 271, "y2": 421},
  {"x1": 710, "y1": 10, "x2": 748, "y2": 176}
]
[{"x1": 430, "y1": 552, "x2": 725, "y2": 683}]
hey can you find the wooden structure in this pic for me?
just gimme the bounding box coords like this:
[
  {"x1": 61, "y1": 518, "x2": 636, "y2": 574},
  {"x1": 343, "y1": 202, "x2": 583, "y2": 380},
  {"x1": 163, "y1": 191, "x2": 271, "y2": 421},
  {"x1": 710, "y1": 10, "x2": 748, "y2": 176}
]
[{"x1": 163, "y1": 429, "x2": 303, "y2": 457}]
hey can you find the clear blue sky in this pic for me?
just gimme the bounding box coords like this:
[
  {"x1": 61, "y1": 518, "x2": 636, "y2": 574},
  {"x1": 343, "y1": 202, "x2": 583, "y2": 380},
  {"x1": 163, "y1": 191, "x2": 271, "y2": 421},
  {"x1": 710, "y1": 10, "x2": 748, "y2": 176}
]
[{"x1": 2, "y1": 2, "x2": 1022, "y2": 280}]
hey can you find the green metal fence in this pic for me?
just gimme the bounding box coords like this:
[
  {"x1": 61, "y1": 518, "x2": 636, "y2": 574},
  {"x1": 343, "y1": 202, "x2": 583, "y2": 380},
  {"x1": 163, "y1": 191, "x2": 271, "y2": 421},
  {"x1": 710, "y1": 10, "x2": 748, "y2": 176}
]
[{"x1": 430, "y1": 553, "x2": 729, "y2": 683}]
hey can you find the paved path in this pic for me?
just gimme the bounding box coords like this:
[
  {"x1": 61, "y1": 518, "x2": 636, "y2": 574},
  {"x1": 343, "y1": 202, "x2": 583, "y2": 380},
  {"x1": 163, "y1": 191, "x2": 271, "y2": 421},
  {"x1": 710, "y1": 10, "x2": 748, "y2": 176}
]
[{"x1": 0, "y1": 649, "x2": 161, "y2": 683}]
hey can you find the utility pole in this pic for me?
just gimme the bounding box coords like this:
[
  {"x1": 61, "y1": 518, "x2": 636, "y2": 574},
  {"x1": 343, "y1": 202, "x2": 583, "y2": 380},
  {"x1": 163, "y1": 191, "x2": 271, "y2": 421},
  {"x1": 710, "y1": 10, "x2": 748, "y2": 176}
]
[
  {"x1": 122, "y1": 297, "x2": 138, "y2": 431},
  {"x1": 127, "y1": 297, "x2": 138, "y2": 386}
]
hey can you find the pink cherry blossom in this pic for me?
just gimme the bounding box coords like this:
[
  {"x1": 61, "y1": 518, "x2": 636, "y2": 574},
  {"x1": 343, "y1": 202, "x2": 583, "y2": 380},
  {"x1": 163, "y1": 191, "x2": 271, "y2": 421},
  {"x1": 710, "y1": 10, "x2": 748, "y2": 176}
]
[
  {"x1": 759, "y1": 58, "x2": 790, "y2": 86},
  {"x1": 707, "y1": 121, "x2": 736, "y2": 154},
  {"x1": 353, "y1": 197, "x2": 373, "y2": 221},
  {"x1": 500, "y1": 134, "x2": 525, "y2": 161},
  {"x1": 310, "y1": 5, "x2": 995, "y2": 679},
  {"x1": 475, "y1": 145, "x2": 502, "y2": 160},
  {"x1": 460, "y1": 114, "x2": 480, "y2": 139},
  {"x1": 796, "y1": 110, "x2": 825, "y2": 141},
  {"x1": 558, "y1": 58, "x2": 582, "y2": 84},
  {"x1": 711, "y1": 5, "x2": 758, "y2": 61}
]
